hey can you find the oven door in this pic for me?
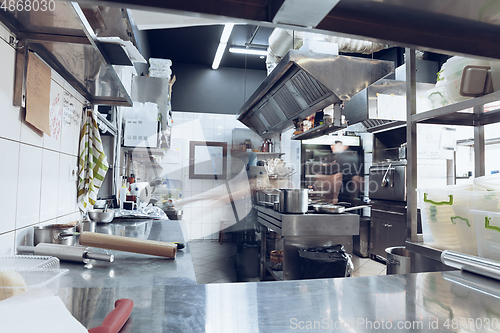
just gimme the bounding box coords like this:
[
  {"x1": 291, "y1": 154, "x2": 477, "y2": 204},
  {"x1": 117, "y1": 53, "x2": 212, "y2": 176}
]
[{"x1": 369, "y1": 165, "x2": 406, "y2": 202}]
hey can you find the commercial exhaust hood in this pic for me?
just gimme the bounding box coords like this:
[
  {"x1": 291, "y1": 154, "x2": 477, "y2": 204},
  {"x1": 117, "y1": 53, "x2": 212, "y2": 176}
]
[{"x1": 237, "y1": 49, "x2": 394, "y2": 138}]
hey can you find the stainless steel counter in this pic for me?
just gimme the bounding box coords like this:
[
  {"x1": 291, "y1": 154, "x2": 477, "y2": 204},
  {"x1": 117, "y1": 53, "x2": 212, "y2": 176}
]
[
  {"x1": 60, "y1": 270, "x2": 500, "y2": 332},
  {"x1": 59, "y1": 219, "x2": 196, "y2": 288}
]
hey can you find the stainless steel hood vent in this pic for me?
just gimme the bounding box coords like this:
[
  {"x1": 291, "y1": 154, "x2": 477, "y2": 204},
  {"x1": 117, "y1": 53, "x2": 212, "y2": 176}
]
[{"x1": 237, "y1": 50, "x2": 394, "y2": 138}]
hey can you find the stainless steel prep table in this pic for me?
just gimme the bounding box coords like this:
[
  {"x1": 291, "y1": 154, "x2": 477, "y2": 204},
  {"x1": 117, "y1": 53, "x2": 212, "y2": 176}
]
[
  {"x1": 255, "y1": 205, "x2": 359, "y2": 280},
  {"x1": 59, "y1": 270, "x2": 500, "y2": 332},
  {"x1": 59, "y1": 219, "x2": 197, "y2": 288}
]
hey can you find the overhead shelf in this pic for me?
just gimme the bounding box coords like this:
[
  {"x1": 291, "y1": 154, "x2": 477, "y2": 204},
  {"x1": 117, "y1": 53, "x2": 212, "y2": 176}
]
[
  {"x1": 291, "y1": 123, "x2": 346, "y2": 140},
  {"x1": 0, "y1": 2, "x2": 136, "y2": 106},
  {"x1": 411, "y1": 90, "x2": 500, "y2": 126}
]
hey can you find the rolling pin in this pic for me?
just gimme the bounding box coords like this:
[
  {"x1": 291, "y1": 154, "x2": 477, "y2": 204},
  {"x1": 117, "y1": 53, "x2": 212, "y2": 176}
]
[
  {"x1": 17, "y1": 243, "x2": 114, "y2": 263},
  {"x1": 79, "y1": 232, "x2": 177, "y2": 259}
]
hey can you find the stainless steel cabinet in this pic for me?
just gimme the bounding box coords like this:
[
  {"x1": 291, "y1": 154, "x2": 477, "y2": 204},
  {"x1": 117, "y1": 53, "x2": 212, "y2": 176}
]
[{"x1": 370, "y1": 208, "x2": 406, "y2": 258}]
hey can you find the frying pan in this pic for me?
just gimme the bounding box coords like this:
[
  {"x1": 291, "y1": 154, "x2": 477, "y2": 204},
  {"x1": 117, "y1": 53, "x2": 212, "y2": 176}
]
[{"x1": 312, "y1": 204, "x2": 370, "y2": 214}]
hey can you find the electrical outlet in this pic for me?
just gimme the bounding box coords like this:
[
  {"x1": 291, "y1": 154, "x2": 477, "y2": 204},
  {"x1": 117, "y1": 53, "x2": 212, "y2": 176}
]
[{"x1": 69, "y1": 165, "x2": 78, "y2": 181}]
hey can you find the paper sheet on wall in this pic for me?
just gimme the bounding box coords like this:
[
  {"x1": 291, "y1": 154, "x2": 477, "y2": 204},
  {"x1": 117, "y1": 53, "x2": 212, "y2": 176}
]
[
  {"x1": 63, "y1": 91, "x2": 81, "y2": 126},
  {"x1": 49, "y1": 81, "x2": 63, "y2": 140},
  {"x1": 26, "y1": 52, "x2": 51, "y2": 135}
]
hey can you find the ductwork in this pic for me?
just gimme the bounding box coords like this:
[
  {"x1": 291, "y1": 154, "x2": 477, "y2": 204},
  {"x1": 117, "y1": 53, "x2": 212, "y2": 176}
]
[
  {"x1": 237, "y1": 49, "x2": 394, "y2": 138},
  {"x1": 266, "y1": 28, "x2": 389, "y2": 74}
]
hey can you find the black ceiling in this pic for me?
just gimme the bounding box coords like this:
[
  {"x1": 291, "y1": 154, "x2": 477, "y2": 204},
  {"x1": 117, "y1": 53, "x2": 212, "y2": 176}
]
[{"x1": 147, "y1": 25, "x2": 274, "y2": 71}]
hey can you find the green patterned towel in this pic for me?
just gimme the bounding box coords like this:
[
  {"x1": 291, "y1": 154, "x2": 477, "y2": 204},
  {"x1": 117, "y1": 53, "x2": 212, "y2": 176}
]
[{"x1": 77, "y1": 107, "x2": 109, "y2": 211}]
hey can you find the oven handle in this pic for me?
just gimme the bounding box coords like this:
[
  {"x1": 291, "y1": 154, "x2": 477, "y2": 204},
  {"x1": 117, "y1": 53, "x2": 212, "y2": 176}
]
[
  {"x1": 371, "y1": 208, "x2": 405, "y2": 216},
  {"x1": 369, "y1": 167, "x2": 397, "y2": 172}
]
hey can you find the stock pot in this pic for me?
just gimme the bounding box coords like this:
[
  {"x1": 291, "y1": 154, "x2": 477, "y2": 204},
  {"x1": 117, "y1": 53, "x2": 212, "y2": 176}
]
[{"x1": 279, "y1": 189, "x2": 308, "y2": 213}]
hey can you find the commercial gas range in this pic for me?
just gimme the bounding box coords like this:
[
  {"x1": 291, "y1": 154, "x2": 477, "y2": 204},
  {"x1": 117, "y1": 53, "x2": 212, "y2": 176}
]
[
  {"x1": 368, "y1": 160, "x2": 421, "y2": 259},
  {"x1": 255, "y1": 205, "x2": 359, "y2": 281}
]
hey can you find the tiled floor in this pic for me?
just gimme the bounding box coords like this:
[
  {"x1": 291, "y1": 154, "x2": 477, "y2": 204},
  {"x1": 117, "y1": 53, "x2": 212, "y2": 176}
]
[{"x1": 190, "y1": 240, "x2": 387, "y2": 284}]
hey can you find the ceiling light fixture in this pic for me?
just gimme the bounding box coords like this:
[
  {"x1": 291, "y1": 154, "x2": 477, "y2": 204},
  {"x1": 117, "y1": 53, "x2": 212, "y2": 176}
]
[
  {"x1": 212, "y1": 23, "x2": 234, "y2": 70},
  {"x1": 229, "y1": 46, "x2": 268, "y2": 56}
]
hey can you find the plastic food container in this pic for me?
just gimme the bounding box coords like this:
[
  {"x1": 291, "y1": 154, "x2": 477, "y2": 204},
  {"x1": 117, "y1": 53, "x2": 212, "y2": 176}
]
[
  {"x1": 417, "y1": 185, "x2": 484, "y2": 255},
  {"x1": 0, "y1": 256, "x2": 68, "y2": 301},
  {"x1": 471, "y1": 209, "x2": 500, "y2": 261},
  {"x1": 473, "y1": 174, "x2": 500, "y2": 191}
]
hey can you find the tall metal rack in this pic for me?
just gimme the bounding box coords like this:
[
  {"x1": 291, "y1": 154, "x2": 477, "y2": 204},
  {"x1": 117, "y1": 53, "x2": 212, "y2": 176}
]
[{"x1": 405, "y1": 48, "x2": 500, "y2": 243}]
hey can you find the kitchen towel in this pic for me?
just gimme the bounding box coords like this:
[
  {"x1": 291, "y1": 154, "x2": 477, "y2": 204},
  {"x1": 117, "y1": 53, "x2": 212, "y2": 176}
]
[
  {"x1": 78, "y1": 107, "x2": 109, "y2": 212},
  {"x1": 0, "y1": 289, "x2": 88, "y2": 332}
]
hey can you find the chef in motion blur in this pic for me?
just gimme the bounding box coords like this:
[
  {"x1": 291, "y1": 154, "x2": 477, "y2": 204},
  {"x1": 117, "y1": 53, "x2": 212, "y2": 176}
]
[{"x1": 321, "y1": 140, "x2": 363, "y2": 204}]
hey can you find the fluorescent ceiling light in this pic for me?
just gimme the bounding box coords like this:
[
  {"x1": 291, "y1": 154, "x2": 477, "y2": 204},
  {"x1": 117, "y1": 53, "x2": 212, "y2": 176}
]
[
  {"x1": 212, "y1": 23, "x2": 234, "y2": 70},
  {"x1": 229, "y1": 47, "x2": 268, "y2": 56},
  {"x1": 220, "y1": 23, "x2": 234, "y2": 43},
  {"x1": 212, "y1": 43, "x2": 227, "y2": 70}
]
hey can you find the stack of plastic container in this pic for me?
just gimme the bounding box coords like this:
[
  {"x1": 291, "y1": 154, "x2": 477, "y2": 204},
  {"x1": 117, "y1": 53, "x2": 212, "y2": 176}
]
[
  {"x1": 470, "y1": 174, "x2": 500, "y2": 261},
  {"x1": 418, "y1": 175, "x2": 500, "y2": 259},
  {"x1": 417, "y1": 184, "x2": 482, "y2": 255},
  {"x1": 434, "y1": 56, "x2": 490, "y2": 104},
  {"x1": 148, "y1": 58, "x2": 172, "y2": 79}
]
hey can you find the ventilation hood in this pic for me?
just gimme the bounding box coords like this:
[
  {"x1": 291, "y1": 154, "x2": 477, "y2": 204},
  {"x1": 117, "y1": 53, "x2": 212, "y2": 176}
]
[{"x1": 237, "y1": 49, "x2": 394, "y2": 138}]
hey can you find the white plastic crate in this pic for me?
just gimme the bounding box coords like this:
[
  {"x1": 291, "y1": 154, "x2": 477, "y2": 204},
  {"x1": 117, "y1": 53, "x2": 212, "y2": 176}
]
[{"x1": 471, "y1": 209, "x2": 500, "y2": 261}]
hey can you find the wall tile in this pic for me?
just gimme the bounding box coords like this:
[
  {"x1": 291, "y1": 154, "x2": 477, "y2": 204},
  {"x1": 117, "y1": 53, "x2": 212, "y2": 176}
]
[
  {"x1": 20, "y1": 121, "x2": 44, "y2": 147},
  {"x1": 57, "y1": 154, "x2": 78, "y2": 216},
  {"x1": 214, "y1": 130, "x2": 224, "y2": 143},
  {"x1": 202, "y1": 179, "x2": 214, "y2": 192},
  {"x1": 0, "y1": 39, "x2": 22, "y2": 142},
  {"x1": 189, "y1": 223, "x2": 202, "y2": 240},
  {"x1": 191, "y1": 180, "x2": 203, "y2": 192},
  {"x1": 60, "y1": 116, "x2": 76, "y2": 156},
  {"x1": 214, "y1": 114, "x2": 224, "y2": 130},
  {"x1": 0, "y1": 232, "x2": 14, "y2": 255},
  {"x1": 16, "y1": 144, "x2": 42, "y2": 229},
  {"x1": 0, "y1": 138, "x2": 19, "y2": 234},
  {"x1": 224, "y1": 115, "x2": 235, "y2": 130},
  {"x1": 56, "y1": 213, "x2": 77, "y2": 224},
  {"x1": 39, "y1": 149, "x2": 60, "y2": 222},
  {"x1": 201, "y1": 223, "x2": 213, "y2": 238},
  {"x1": 224, "y1": 129, "x2": 232, "y2": 144}
]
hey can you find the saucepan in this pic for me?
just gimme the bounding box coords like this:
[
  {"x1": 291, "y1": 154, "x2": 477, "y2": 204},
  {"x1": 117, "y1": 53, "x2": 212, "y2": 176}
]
[{"x1": 312, "y1": 204, "x2": 370, "y2": 214}]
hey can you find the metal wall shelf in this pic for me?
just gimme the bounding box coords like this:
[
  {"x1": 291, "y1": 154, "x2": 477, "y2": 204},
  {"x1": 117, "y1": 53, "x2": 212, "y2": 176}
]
[
  {"x1": 412, "y1": 90, "x2": 500, "y2": 126},
  {"x1": 291, "y1": 123, "x2": 346, "y2": 140},
  {"x1": 0, "y1": 3, "x2": 135, "y2": 107}
]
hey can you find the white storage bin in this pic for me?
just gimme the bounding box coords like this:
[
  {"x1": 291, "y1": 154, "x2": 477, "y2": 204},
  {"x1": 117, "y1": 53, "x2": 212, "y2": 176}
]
[
  {"x1": 435, "y1": 56, "x2": 491, "y2": 104},
  {"x1": 471, "y1": 209, "x2": 500, "y2": 261},
  {"x1": 417, "y1": 185, "x2": 480, "y2": 255},
  {"x1": 473, "y1": 173, "x2": 500, "y2": 191}
]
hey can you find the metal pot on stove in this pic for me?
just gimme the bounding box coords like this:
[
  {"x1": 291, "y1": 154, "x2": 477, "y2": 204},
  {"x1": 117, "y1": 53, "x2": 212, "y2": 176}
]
[{"x1": 278, "y1": 188, "x2": 308, "y2": 213}]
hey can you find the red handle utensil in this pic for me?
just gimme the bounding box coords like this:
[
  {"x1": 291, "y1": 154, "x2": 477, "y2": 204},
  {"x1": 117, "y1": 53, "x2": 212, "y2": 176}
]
[{"x1": 88, "y1": 299, "x2": 133, "y2": 333}]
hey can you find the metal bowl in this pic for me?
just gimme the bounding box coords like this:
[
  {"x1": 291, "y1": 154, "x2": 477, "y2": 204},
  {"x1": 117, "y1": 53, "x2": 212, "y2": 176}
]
[{"x1": 88, "y1": 210, "x2": 115, "y2": 223}]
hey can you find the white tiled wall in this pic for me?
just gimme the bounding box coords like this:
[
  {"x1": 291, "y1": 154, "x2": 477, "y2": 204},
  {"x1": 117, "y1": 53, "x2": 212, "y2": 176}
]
[
  {"x1": 161, "y1": 111, "x2": 249, "y2": 240},
  {"x1": 0, "y1": 26, "x2": 82, "y2": 254}
]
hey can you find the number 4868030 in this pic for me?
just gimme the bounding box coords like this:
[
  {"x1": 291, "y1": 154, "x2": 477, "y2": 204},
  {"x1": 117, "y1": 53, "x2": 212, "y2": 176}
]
[{"x1": 1, "y1": 0, "x2": 56, "y2": 12}]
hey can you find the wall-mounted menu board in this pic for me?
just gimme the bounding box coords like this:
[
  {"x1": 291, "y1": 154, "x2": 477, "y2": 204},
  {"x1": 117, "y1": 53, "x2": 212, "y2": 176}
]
[{"x1": 26, "y1": 52, "x2": 51, "y2": 136}]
